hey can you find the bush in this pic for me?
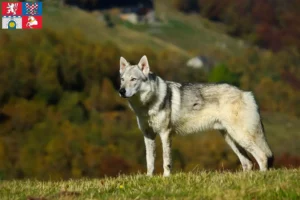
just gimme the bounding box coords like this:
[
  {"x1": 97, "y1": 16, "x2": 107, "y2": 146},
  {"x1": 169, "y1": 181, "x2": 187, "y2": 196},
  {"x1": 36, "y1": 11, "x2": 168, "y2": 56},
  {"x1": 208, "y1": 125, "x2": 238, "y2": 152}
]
[{"x1": 208, "y1": 63, "x2": 240, "y2": 86}]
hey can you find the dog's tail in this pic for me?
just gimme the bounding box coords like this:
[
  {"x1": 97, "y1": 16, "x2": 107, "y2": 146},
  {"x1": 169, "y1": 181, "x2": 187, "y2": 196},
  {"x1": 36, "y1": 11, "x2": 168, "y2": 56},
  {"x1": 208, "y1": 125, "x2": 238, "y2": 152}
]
[
  {"x1": 243, "y1": 92, "x2": 274, "y2": 168},
  {"x1": 259, "y1": 119, "x2": 274, "y2": 169}
]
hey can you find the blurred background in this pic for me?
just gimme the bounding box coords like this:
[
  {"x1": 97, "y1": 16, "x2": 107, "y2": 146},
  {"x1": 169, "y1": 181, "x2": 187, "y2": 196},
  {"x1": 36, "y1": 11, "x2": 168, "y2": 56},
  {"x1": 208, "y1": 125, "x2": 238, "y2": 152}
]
[{"x1": 0, "y1": 0, "x2": 299, "y2": 180}]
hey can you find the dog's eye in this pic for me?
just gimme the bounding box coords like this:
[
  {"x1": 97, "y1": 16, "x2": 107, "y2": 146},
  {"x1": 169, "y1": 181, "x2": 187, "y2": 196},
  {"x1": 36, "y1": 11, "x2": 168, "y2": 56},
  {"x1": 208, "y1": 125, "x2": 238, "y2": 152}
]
[
  {"x1": 131, "y1": 78, "x2": 137, "y2": 81},
  {"x1": 121, "y1": 78, "x2": 124, "y2": 81}
]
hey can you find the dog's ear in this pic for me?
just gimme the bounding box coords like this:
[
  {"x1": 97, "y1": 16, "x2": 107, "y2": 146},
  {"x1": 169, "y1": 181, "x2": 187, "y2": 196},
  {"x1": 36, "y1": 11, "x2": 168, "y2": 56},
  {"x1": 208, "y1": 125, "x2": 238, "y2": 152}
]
[
  {"x1": 120, "y1": 57, "x2": 129, "y2": 74},
  {"x1": 138, "y1": 55, "x2": 150, "y2": 76}
]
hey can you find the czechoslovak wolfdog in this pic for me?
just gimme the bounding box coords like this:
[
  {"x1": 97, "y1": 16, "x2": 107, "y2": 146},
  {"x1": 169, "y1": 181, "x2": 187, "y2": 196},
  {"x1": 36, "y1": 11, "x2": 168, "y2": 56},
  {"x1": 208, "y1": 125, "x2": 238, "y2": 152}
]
[{"x1": 119, "y1": 55, "x2": 273, "y2": 176}]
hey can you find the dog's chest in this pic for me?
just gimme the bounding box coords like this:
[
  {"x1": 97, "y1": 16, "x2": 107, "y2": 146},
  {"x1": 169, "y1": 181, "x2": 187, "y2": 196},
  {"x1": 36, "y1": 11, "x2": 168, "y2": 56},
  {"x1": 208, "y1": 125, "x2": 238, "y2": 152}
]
[{"x1": 137, "y1": 108, "x2": 170, "y2": 133}]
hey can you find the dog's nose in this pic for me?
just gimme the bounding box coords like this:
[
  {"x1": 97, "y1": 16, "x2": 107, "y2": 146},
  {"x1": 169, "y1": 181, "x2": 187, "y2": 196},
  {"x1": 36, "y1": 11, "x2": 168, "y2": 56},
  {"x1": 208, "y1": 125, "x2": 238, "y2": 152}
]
[{"x1": 119, "y1": 88, "x2": 126, "y2": 96}]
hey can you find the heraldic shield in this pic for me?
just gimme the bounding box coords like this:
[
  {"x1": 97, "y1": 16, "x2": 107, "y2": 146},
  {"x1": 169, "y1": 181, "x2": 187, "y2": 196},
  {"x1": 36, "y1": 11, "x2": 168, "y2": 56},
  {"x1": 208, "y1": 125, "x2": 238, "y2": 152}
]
[
  {"x1": 1, "y1": 2, "x2": 42, "y2": 29},
  {"x1": 2, "y1": 16, "x2": 22, "y2": 29}
]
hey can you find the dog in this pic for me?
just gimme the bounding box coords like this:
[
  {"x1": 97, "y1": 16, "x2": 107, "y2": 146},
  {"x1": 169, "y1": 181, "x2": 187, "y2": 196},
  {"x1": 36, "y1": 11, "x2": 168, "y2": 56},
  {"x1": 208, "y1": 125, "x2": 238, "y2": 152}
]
[{"x1": 119, "y1": 55, "x2": 273, "y2": 176}]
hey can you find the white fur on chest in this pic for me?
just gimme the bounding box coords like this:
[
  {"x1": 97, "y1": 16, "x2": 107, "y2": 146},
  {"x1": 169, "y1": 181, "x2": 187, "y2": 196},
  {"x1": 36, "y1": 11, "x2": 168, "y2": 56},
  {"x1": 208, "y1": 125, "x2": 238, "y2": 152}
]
[{"x1": 136, "y1": 108, "x2": 170, "y2": 134}]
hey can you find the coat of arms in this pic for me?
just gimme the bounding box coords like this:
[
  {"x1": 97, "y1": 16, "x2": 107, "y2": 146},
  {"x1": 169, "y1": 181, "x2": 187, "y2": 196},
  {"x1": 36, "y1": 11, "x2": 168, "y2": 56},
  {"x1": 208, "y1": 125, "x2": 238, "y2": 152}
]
[
  {"x1": 25, "y1": 3, "x2": 39, "y2": 15},
  {"x1": 6, "y1": 3, "x2": 18, "y2": 15}
]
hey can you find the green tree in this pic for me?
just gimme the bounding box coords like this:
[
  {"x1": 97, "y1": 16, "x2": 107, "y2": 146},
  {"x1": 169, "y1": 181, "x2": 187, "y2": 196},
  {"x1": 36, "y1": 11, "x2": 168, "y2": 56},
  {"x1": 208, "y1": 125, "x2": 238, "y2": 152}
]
[{"x1": 208, "y1": 63, "x2": 240, "y2": 86}]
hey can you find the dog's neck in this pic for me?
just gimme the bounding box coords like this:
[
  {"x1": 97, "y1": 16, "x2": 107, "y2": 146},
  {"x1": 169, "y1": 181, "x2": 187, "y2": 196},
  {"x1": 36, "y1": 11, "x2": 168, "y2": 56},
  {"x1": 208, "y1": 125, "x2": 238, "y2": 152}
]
[{"x1": 129, "y1": 73, "x2": 163, "y2": 109}]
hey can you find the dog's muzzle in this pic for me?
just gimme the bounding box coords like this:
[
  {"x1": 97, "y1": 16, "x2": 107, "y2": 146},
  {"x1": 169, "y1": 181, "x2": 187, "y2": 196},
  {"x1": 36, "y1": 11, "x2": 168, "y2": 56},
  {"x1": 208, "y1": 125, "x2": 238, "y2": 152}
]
[{"x1": 119, "y1": 88, "x2": 126, "y2": 98}]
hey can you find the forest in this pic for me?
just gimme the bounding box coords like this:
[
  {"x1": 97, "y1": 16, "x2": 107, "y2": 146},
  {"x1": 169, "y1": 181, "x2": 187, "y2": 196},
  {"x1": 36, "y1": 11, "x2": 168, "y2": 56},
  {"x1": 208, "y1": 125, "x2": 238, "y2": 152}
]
[{"x1": 172, "y1": 0, "x2": 300, "y2": 52}]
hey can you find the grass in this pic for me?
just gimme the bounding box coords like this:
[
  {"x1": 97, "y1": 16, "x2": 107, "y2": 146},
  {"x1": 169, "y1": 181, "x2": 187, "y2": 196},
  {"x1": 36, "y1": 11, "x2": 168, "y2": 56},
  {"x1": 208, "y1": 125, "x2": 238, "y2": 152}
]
[
  {"x1": 41, "y1": 5, "x2": 191, "y2": 58},
  {"x1": 0, "y1": 169, "x2": 299, "y2": 199}
]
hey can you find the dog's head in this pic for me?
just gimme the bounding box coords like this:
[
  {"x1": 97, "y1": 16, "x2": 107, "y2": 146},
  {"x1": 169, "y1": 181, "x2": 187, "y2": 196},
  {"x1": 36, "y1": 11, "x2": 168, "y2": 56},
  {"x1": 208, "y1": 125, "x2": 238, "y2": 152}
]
[{"x1": 119, "y1": 55, "x2": 150, "y2": 98}]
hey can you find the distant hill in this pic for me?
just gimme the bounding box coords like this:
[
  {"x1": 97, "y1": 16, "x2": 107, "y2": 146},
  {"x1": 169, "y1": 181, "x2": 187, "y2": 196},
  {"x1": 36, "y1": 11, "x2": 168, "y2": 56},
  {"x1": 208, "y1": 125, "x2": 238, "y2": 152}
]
[
  {"x1": 65, "y1": 0, "x2": 153, "y2": 10},
  {"x1": 40, "y1": 1, "x2": 247, "y2": 58}
]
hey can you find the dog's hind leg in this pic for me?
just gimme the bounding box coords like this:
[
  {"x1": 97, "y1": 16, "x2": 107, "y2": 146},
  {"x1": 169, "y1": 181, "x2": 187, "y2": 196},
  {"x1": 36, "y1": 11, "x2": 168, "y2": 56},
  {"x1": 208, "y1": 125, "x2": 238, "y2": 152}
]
[
  {"x1": 221, "y1": 130, "x2": 253, "y2": 171},
  {"x1": 251, "y1": 123, "x2": 274, "y2": 170},
  {"x1": 231, "y1": 92, "x2": 273, "y2": 171},
  {"x1": 251, "y1": 136, "x2": 273, "y2": 171},
  {"x1": 242, "y1": 140, "x2": 271, "y2": 171},
  {"x1": 226, "y1": 127, "x2": 273, "y2": 171},
  {"x1": 144, "y1": 132, "x2": 157, "y2": 176}
]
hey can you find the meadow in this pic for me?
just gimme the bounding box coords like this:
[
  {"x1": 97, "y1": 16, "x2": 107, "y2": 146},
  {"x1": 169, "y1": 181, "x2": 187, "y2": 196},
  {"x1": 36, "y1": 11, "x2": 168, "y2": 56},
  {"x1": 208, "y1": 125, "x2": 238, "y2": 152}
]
[
  {"x1": 1, "y1": 169, "x2": 299, "y2": 200},
  {"x1": 0, "y1": 0, "x2": 299, "y2": 184}
]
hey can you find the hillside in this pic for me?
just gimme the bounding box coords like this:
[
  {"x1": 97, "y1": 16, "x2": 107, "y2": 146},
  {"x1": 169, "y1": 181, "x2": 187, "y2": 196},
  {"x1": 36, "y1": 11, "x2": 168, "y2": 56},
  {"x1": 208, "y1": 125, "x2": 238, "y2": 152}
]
[
  {"x1": 1, "y1": 169, "x2": 299, "y2": 199},
  {"x1": 44, "y1": 4, "x2": 192, "y2": 58},
  {"x1": 6, "y1": 1, "x2": 247, "y2": 58}
]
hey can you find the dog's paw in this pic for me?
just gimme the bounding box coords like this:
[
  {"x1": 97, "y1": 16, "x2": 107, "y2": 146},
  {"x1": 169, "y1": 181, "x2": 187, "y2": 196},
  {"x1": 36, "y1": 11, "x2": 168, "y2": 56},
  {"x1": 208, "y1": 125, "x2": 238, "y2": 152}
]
[
  {"x1": 163, "y1": 172, "x2": 171, "y2": 177},
  {"x1": 146, "y1": 173, "x2": 153, "y2": 177}
]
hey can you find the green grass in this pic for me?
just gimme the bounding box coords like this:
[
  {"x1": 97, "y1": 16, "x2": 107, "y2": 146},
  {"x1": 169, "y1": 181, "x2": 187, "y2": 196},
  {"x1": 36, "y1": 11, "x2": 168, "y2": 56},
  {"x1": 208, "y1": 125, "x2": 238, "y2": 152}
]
[{"x1": 1, "y1": 169, "x2": 299, "y2": 199}]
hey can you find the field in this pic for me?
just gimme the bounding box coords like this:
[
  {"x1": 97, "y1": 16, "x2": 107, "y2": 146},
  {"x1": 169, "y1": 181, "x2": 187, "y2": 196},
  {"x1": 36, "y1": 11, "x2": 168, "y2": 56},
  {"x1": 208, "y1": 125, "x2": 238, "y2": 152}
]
[{"x1": 1, "y1": 169, "x2": 299, "y2": 200}]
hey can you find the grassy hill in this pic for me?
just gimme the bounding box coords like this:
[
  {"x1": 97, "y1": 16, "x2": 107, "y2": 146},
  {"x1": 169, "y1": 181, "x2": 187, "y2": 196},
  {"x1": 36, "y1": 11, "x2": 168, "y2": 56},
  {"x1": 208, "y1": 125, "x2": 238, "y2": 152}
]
[
  {"x1": 1, "y1": 169, "x2": 299, "y2": 199},
  {"x1": 5, "y1": 1, "x2": 246, "y2": 59},
  {"x1": 43, "y1": 4, "x2": 192, "y2": 58}
]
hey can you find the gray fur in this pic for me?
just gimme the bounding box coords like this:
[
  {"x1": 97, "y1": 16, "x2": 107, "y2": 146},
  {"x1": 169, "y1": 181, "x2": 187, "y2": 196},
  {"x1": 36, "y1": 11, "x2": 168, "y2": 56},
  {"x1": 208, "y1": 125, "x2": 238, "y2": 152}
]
[{"x1": 119, "y1": 55, "x2": 273, "y2": 176}]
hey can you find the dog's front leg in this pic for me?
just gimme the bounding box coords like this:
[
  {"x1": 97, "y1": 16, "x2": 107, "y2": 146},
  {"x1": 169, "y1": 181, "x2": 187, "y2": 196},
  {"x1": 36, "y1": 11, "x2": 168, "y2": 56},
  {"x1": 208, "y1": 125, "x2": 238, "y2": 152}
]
[
  {"x1": 144, "y1": 133, "x2": 156, "y2": 176},
  {"x1": 160, "y1": 131, "x2": 172, "y2": 177}
]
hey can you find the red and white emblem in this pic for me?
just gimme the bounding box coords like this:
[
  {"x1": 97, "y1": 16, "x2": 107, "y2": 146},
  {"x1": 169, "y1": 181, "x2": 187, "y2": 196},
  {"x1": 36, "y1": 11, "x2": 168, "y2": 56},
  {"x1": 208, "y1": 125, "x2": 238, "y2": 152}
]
[
  {"x1": 6, "y1": 3, "x2": 18, "y2": 15},
  {"x1": 2, "y1": 2, "x2": 22, "y2": 16},
  {"x1": 22, "y1": 16, "x2": 42, "y2": 29},
  {"x1": 26, "y1": 16, "x2": 38, "y2": 28}
]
